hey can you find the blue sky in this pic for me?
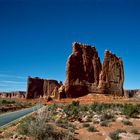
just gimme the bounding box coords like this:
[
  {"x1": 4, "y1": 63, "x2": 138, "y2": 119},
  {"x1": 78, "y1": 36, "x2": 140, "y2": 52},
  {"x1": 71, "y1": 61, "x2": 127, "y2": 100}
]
[{"x1": 0, "y1": 0, "x2": 140, "y2": 91}]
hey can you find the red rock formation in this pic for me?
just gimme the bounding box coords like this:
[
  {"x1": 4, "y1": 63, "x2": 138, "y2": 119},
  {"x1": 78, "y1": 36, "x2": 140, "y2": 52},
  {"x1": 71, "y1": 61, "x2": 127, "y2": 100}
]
[
  {"x1": 58, "y1": 85, "x2": 66, "y2": 99},
  {"x1": 98, "y1": 50, "x2": 124, "y2": 96},
  {"x1": 65, "y1": 42, "x2": 102, "y2": 98},
  {"x1": 25, "y1": 76, "x2": 60, "y2": 99},
  {"x1": 43, "y1": 80, "x2": 60, "y2": 96},
  {"x1": 26, "y1": 77, "x2": 44, "y2": 99},
  {"x1": 64, "y1": 42, "x2": 124, "y2": 98},
  {"x1": 0, "y1": 91, "x2": 25, "y2": 98}
]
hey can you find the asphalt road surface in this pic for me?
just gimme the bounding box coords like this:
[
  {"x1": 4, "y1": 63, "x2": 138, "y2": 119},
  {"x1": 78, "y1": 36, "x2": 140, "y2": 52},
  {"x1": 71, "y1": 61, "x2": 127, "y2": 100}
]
[{"x1": 0, "y1": 104, "x2": 42, "y2": 128}]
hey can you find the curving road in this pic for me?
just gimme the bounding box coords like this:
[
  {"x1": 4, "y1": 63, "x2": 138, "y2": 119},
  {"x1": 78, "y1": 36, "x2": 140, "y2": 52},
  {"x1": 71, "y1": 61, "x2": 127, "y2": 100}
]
[{"x1": 0, "y1": 104, "x2": 42, "y2": 128}]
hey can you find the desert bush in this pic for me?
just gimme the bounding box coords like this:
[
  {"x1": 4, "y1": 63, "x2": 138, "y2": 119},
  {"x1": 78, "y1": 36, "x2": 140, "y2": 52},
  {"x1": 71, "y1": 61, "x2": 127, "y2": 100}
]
[
  {"x1": 17, "y1": 107, "x2": 70, "y2": 140},
  {"x1": 63, "y1": 101, "x2": 80, "y2": 120},
  {"x1": 89, "y1": 103, "x2": 120, "y2": 112},
  {"x1": 122, "y1": 104, "x2": 139, "y2": 118},
  {"x1": 122, "y1": 120, "x2": 133, "y2": 126},
  {"x1": 17, "y1": 121, "x2": 30, "y2": 135},
  {"x1": 71, "y1": 100, "x2": 80, "y2": 107},
  {"x1": 48, "y1": 103, "x2": 58, "y2": 112},
  {"x1": 100, "y1": 111, "x2": 114, "y2": 121},
  {"x1": 82, "y1": 123, "x2": 90, "y2": 128},
  {"x1": 100, "y1": 120, "x2": 110, "y2": 127},
  {"x1": 131, "y1": 128, "x2": 139, "y2": 134},
  {"x1": 109, "y1": 131, "x2": 120, "y2": 140},
  {"x1": 109, "y1": 129, "x2": 126, "y2": 140},
  {"x1": 87, "y1": 126, "x2": 98, "y2": 132},
  {"x1": 90, "y1": 102, "x2": 103, "y2": 112},
  {"x1": 80, "y1": 105, "x2": 89, "y2": 112},
  {"x1": 115, "y1": 129, "x2": 127, "y2": 133},
  {"x1": 0, "y1": 99, "x2": 15, "y2": 104},
  {"x1": 56, "y1": 119, "x2": 75, "y2": 132}
]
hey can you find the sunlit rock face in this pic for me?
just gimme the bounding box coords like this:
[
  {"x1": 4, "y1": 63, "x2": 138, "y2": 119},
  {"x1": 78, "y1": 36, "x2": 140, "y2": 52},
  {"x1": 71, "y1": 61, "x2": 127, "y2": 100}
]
[
  {"x1": 25, "y1": 77, "x2": 60, "y2": 99},
  {"x1": 98, "y1": 50, "x2": 124, "y2": 96},
  {"x1": 64, "y1": 42, "x2": 124, "y2": 98},
  {"x1": 65, "y1": 42, "x2": 102, "y2": 98}
]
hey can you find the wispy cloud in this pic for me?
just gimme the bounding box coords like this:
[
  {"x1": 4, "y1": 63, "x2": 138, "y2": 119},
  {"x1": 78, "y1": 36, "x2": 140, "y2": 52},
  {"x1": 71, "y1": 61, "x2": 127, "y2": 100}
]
[
  {"x1": 0, "y1": 74, "x2": 26, "y2": 79},
  {"x1": 0, "y1": 84, "x2": 8, "y2": 87},
  {"x1": 1, "y1": 80, "x2": 25, "y2": 84}
]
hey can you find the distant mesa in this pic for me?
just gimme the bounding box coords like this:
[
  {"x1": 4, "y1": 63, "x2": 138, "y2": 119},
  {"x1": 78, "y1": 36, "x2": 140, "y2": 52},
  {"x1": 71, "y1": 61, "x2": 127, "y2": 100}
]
[
  {"x1": 25, "y1": 42, "x2": 124, "y2": 100},
  {"x1": 124, "y1": 89, "x2": 140, "y2": 98},
  {"x1": 25, "y1": 76, "x2": 61, "y2": 99},
  {"x1": 0, "y1": 91, "x2": 25, "y2": 98}
]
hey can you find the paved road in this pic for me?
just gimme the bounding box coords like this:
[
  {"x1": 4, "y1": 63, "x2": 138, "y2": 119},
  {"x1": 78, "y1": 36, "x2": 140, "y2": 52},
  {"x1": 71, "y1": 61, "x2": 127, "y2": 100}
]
[{"x1": 0, "y1": 104, "x2": 42, "y2": 128}]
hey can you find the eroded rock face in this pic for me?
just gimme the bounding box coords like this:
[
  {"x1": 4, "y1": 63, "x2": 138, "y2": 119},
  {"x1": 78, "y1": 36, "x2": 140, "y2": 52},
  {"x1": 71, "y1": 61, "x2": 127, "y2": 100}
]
[
  {"x1": 65, "y1": 42, "x2": 102, "y2": 98},
  {"x1": 43, "y1": 80, "x2": 60, "y2": 96},
  {"x1": 58, "y1": 85, "x2": 66, "y2": 99},
  {"x1": 26, "y1": 77, "x2": 60, "y2": 99},
  {"x1": 98, "y1": 50, "x2": 124, "y2": 96},
  {"x1": 64, "y1": 42, "x2": 124, "y2": 98},
  {"x1": 26, "y1": 77, "x2": 44, "y2": 99},
  {"x1": 0, "y1": 91, "x2": 25, "y2": 98}
]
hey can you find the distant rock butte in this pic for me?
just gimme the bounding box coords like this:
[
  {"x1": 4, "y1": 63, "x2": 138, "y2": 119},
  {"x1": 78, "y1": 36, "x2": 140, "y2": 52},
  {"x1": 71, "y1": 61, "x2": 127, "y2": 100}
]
[
  {"x1": 124, "y1": 89, "x2": 140, "y2": 98},
  {"x1": 64, "y1": 42, "x2": 124, "y2": 98},
  {"x1": 0, "y1": 91, "x2": 25, "y2": 98},
  {"x1": 25, "y1": 77, "x2": 60, "y2": 99}
]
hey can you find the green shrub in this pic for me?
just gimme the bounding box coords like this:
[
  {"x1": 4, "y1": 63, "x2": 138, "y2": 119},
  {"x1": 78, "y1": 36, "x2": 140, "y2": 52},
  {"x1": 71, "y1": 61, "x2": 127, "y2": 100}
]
[
  {"x1": 101, "y1": 112, "x2": 114, "y2": 121},
  {"x1": 48, "y1": 104, "x2": 58, "y2": 111},
  {"x1": 122, "y1": 120, "x2": 133, "y2": 126},
  {"x1": 122, "y1": 104, "x2": 139, "y2": 118},
  {"x1": 80, "y1": 105, "x2": 88, "y2": 112},
  {"x1": 87, "y1": 126, "x2": 98, "y2": 132},
  {"x1": 56, "y1": 119, "x2": 75, "y2": 132},
  {"x1": 90, "y1": 102, "x2": 103, "y2": 112},
  {"x1": 109, "y1": 131, "x2": 120, "y2": 140},
  {"x1": 100, "y1": 120, "x2": 110, "y2": 127},
  {"x1": 115, "y1": 129, "x2": 126, "y2": 133},
  {"x1": 17, "y1": 122, "x2": 29, "y2": 135},
  {"x1": 1, "y1": 99, "x2": 15, "y2": 104},
  {"x1": 63, "y1": 101, "x2": 80, "y2": 120},
  {"x1": 131, "y1": 128, "x2": 139, "y2": 134},
  {"x1": 82, "y1": 123, "x2": 90, "y2": 128},
  {"x1": 71, "y1": 100, "x2": 80, "y2": 107},
  {"x1": 109, "y1": 129, "x2": 126, "y2": 140}
]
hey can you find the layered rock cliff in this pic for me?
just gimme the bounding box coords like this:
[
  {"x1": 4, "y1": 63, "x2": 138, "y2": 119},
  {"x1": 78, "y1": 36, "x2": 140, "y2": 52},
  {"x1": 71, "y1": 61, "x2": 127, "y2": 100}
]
[
  {"x1": 65, "y1": 42, "x2": 101, "y2": 97},
  {"x1": 26, "y1": 77, "x2": 60, "y2": 99},
  {"x1": 64, "y1": 42, "x2": 124, "y2": 98},
  {"x1": 98, "y1": 50, "x2": 124, "y2": 96},
  {"x1": 0, "y1": 91, "x2": 25, "y2": 98}
]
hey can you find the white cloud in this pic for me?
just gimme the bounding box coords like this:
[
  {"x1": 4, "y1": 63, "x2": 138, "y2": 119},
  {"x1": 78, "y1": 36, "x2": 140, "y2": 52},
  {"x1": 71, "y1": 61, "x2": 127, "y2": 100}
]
[
  {"x1": 1, "y1": 80, "x2": 25, "y2": 84},
  {"x1": 0, "y1": 74, "x2": 26, "y2": 79}
]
